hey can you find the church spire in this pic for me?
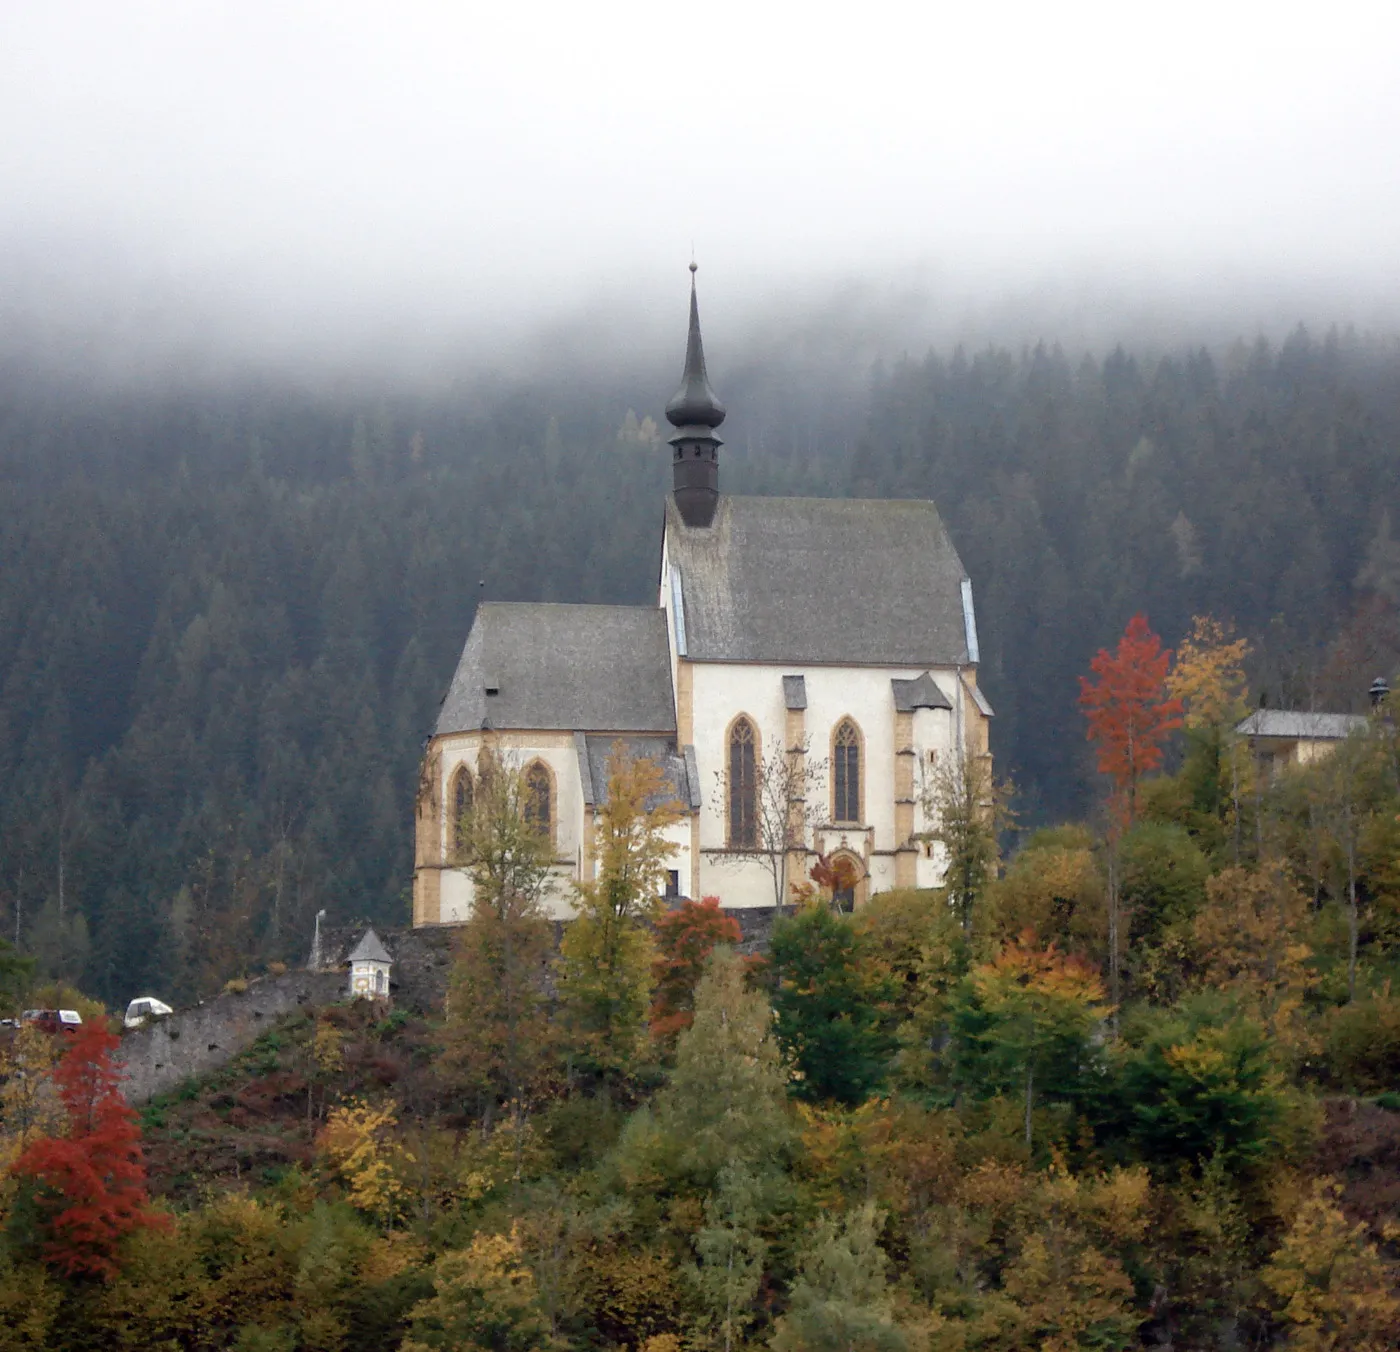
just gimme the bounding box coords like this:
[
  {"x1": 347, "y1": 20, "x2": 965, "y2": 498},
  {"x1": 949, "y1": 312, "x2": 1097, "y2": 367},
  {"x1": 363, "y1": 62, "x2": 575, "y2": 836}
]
[{"x1": 666, "y1": 264, "x2": 725, "y2": 528}]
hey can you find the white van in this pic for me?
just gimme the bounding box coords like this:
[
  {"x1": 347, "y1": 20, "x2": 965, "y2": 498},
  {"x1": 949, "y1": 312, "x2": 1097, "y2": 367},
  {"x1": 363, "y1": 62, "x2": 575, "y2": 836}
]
[{"x1": 123, "y1": 996, "x2": 174, "y2": 1029}]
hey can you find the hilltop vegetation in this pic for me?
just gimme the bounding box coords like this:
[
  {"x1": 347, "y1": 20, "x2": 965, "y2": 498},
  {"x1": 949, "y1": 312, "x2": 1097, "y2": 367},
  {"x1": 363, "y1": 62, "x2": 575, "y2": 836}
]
[{"x1": 3, "y1": 656, "x2": 1400, "y2": 1349}]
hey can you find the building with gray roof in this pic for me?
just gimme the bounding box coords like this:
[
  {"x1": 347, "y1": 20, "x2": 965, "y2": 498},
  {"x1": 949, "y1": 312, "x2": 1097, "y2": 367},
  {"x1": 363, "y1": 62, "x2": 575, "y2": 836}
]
[{"x1": 413, "y1": 270, "x2": 994, "y2": 926}]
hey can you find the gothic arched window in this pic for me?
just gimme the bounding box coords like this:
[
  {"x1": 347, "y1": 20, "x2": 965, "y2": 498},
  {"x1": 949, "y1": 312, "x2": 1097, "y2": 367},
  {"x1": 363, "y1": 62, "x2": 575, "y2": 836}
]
[
  {"x1": 728, "y1": 717, "x2": 758, "y2": 848},
  {"x1": 450, "y1": 766, "x2": 474, "y2": 859},
  {"x1": 833, "y1": 719, "x2": 862, "y2": 824},
  {"x1": 524, "y1": 761, "x2": 553, "y2": 842}
]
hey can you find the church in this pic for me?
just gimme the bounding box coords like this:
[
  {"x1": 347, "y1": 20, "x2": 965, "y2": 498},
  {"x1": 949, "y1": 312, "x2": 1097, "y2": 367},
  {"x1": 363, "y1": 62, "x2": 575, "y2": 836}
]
[{"x1": 412, "y1": 271, "x2": 993, "y2": 924}]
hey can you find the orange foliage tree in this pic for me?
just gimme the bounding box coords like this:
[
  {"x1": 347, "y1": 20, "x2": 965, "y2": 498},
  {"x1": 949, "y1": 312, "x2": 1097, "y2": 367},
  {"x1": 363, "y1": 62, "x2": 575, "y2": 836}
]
[
  {"x1": 650, "y1": 897, "x2": 742, "y2": 1045},
  {"x1": 1079, "y1": 613, "x2": 1183, "y2": 828},
  {"x1": 1080, "y1": 614, "x2": 1183, "y2": 1021},
  {"x1": 11, "y1": 1023, "x2": 167, "y2": 1278}
]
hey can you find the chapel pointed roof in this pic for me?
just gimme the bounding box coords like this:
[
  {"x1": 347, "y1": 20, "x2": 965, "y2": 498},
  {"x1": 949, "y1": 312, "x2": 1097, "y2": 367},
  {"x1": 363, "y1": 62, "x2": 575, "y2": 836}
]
[{"x1": 347, "y1": 928, "x2": 392, "y2": 965}]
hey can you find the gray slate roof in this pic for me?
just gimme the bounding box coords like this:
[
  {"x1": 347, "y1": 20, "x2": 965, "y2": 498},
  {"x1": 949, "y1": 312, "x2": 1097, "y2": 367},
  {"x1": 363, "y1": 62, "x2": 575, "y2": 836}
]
[
  {"x1": 436, "y1": 603, "x2": 676, "y2": 736},
  {"x1": 892, "y1": 671, "x2": 953, "y2": 712},
  {"x1": 1236, "y1": 710, "x2": 1369, "y2": 741},
  {"x1": 347, "y1": 928, "x2": 392, "y2": 965},
  {"x1": 577, "y1": 735, "x2": 699, "y2": 811},
  {"x1": 665, "y1": 495, "x2": 972, "y2": 665}
]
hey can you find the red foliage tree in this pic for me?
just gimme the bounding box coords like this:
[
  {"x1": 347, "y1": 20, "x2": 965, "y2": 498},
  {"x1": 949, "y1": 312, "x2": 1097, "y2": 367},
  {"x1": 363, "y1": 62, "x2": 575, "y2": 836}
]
[
  {"x1": 1079, "y1": 613, "x2": 1183, "y2": 827},
  {"x1": 11, "y1": 1022, "x2": 167, "y2": 1278},
  {"x1": 650, "y1": 897, "x2": 742, "y2": 1044}
]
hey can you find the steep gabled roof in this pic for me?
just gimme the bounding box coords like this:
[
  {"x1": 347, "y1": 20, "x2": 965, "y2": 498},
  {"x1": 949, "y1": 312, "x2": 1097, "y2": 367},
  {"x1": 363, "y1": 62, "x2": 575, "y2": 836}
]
[
  {"x1": 665, "y1": 495, "x2": 972, "y2": 666},
  {"x1": 347, "y1": 928, "x2": 392, "y2": 965},
  {"x1": 436, "y1": 603, "x2": 676, "y2": 737}
]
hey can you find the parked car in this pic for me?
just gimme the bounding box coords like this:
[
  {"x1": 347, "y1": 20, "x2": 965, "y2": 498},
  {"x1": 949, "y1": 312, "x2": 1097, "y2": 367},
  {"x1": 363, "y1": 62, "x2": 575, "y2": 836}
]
[
  {"x1": 123, "y1": 996, "x2": 174, "y2": 1029},
  {"x1": 21, "y1": 1009, "x2": 83, "y2": 1034}
]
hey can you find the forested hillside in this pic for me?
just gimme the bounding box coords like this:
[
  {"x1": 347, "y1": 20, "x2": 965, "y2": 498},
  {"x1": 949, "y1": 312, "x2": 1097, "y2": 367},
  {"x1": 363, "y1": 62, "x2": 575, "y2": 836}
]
[{"x1": 2, "y1": 325, "x2": 1399, "y2": 1003}]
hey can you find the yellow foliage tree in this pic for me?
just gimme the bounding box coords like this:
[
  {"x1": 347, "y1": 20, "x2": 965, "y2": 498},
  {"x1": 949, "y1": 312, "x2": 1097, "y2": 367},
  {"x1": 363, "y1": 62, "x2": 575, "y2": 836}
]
[
  {"x1": 317, "y1": 1097, "x2": 415, "y2": 1224},
  {"x1": 982, "y1": 832, "x2": 1108, "y2": 960},
  {"x1": 1167, "y1": 616, "x2": 1251, "y2": 729},
  {"x1": 1262, "y1": 1179, "x2": 1400, "y2": 1350},
  {"x1": 1191, "y1": 865, "x2": 1317, "y2": 1057},
  {"x1": 558, "y1": 748, "x2": 681, "y2": 1081},
  {"x1": 0, "y1": 1025, "x2": 63, "y2": 1176}
]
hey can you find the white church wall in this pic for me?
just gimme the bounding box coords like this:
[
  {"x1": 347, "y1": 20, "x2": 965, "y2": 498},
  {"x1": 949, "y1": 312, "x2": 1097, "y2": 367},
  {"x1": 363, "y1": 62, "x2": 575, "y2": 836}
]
[
  {"x1": 688, "y1": 662, "x2": 971, "y2": 908},
  {"x1": 434, "y1": 730, "x2": 588, "y2": 923}
]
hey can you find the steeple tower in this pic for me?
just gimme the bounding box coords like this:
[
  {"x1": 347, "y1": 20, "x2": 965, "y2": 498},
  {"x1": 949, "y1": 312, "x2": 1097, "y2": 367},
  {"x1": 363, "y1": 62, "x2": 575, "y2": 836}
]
[{"x1": 666, "y1": 263, "x2": 726, "y2": 528}]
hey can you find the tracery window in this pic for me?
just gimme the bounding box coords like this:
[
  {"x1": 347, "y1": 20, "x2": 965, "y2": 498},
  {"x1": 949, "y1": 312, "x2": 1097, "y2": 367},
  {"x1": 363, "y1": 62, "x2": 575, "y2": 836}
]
[
  {"x1": 450, "y1": 766, "x2": 474, "y2": 858},
  {"x1": 728, "y1": 717, "x2": 758, "y2": 848},
  {"x1": 524, "y1": 761, "x2": 553, "y2": 841},
  {"x1": 833, "y1": 719, "x2": 862, "y2": 823}
]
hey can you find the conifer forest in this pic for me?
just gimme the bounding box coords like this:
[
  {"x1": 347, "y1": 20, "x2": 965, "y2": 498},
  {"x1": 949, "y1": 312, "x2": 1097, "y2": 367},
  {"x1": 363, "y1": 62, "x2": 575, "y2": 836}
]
[{"x1": 3, "y1": 326, "x2": 1400, "y2": 1348}]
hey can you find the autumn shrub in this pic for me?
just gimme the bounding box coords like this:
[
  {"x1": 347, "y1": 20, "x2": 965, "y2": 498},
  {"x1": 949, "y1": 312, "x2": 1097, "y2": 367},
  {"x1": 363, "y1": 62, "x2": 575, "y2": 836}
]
[
  {"x1": 1118, "y1": 820, "x2": 1210, "y2": 949},
  {"x1": 1262, "y1": 1178, "x2": 1400, "y2": 1350},
  {"x1": 982, "y1": 827, "x2": 1107, "y2": 959},
  {"x1": 1323, "y1": 991, "x2": 1400, "y2": 1093},
  {"x1": 855, "y1": 888, "x2": 957, "y2": 1021},
  {"x1": 650, "y1": 896, "x2": 741, "y2": 1046}
]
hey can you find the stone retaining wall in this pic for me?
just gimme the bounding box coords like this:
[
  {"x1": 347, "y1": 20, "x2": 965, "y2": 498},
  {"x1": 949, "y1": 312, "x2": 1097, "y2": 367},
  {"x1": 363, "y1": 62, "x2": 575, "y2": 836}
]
[{"x1": 119, "y1": 970, "x2": 343, "y2": 1104}]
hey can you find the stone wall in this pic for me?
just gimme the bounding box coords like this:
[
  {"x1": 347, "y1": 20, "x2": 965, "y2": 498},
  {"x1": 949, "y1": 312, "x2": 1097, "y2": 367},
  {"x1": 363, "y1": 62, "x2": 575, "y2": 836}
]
[
  {"x1": 119, "y1": 970, "x2": 344, "y2": 1104},
  {"x1": 118, "y1": 913, "x2": 778, "y2": 1105}
]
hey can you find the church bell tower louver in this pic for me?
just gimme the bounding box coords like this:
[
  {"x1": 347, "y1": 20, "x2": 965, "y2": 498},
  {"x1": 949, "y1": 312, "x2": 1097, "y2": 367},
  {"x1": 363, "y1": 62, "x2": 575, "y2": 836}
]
[{"x1": 665, "y1": 263, "x2": 726, "y2": 527}]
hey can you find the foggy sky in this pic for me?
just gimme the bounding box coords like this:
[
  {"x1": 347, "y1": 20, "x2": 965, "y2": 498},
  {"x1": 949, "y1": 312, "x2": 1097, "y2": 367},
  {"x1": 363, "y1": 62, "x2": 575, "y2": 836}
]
[{"x1": 4, "y1": 1, "x2": 1399, "y2": 375}]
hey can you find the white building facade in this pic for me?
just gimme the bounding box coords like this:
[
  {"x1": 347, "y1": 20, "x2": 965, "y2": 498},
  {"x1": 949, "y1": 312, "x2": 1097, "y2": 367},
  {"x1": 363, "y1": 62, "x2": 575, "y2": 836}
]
[{"x1": 412, "y1": 277, "x2": 992, "y2": 926}]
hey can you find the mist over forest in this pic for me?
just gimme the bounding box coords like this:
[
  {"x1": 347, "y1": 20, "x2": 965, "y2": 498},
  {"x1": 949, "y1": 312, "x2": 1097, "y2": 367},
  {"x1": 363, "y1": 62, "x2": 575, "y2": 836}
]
[{"x1": 2, "y1": 291, "x2": 1398, "y2": 1005}]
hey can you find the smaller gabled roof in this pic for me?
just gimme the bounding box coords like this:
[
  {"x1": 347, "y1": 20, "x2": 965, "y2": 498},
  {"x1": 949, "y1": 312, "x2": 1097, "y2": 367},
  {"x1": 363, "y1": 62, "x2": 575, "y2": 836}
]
[
  {"x1": 892, "y1": 672, "x2": 953, "y2": 713},
  {"x1": 347, "y1": 928, "x2": 392, "y2": 965},
  {"x1": 578, "y1": 735, "x2": 698, "y2": 812},
  {"x1": 1235, "y1": 710, "x2": 1369, "y2": 741}
]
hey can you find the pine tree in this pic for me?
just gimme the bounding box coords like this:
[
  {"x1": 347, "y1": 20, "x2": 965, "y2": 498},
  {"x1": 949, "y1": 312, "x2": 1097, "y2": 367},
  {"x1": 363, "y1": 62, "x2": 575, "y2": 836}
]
[{"x1": 770, "y1": 1203, "x2": 905, "y2": 1352}]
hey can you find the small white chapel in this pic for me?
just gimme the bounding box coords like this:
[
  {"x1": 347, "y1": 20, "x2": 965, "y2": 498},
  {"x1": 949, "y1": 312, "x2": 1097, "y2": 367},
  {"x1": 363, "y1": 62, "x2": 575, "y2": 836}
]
[{"x1": 412, "y1": 270, "x2": 993, "y2": 924}]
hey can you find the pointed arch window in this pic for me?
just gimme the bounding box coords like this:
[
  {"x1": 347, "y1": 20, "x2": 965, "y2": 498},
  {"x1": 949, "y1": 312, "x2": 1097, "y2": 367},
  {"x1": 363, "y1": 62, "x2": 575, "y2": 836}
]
[
  {"x1": 728, "y1": 717, "x2": 758, "y2": 848},
  {"x1": 833, "y1": 719, "x2": 862, "y2": 824},
  {"x1": 524, "y1": 761, "x2": 553, "y2": 842},
  {"x1": 450, "y1": 765, "x2": 474, "y2": 859}
]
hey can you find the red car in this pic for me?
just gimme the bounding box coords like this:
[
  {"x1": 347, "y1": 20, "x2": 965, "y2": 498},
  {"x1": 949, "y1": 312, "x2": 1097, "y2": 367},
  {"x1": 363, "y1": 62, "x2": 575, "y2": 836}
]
[{"x1": 20, "y1": 1009, "x2": 83, "y2": 1035}]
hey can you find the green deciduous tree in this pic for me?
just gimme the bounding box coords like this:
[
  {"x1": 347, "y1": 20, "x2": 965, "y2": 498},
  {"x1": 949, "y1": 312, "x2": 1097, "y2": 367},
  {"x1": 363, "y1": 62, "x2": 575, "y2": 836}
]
[
  {"x1": 767, "y1": 904, "x2": 897, "y2": 1106},
  {"x1": 951, "y1": 932, "x2": 1108, "y2": 1149}
]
